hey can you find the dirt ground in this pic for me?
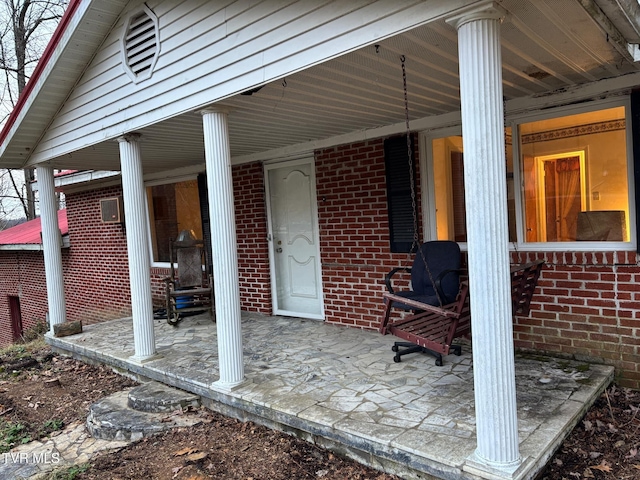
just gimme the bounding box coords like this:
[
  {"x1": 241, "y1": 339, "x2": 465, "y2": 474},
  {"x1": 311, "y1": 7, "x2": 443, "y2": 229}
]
[{"x1": 0, "y1": 342, "x2": 638, "y2": 480}]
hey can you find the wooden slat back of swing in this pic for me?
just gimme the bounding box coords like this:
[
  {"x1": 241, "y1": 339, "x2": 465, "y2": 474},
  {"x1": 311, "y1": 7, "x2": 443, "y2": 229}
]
[{"x1": 378, "y1": 261, "x2": 543, "y2": 357}]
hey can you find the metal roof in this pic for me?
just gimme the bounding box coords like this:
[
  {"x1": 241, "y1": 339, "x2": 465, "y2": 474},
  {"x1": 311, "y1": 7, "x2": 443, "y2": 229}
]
[{"x1": 0, "y1": 209, "x2": 68, "y2": 250}]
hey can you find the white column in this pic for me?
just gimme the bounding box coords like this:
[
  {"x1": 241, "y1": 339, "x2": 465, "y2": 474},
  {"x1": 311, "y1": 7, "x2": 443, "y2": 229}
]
[
  {"x1": 118, "y1": 133, "x2": 156, "y2": 361},
  {"x1": 448, "y1": 3, "x2": 523, "y2": 477},
  {"x1": 36, "y1": 166, "x2": 66, "y2": 332},
  {"x1": 201, "y1": 107, "x2": 245, "y2": 389}
]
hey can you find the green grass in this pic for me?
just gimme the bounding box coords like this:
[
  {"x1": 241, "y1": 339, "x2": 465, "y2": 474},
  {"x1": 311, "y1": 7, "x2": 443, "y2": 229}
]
[
  {"x1": 0, "y1": 418, "x2": 65, "y2": 453},
  {"x1": 46, "y1": 463, "x2": 90, "y2": 480},
  {"x1": 0, "y1": 421, "x2": 31, "y2": 453},
  {"x1": 0, "y1": 336, "x2": 47, "y2": 358}
]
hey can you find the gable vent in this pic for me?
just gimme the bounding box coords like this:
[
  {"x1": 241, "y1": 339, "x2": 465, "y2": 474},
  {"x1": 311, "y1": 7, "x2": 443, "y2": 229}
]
[{"x1": 121, "y1": 6, "x2": 159, "y2": 83}]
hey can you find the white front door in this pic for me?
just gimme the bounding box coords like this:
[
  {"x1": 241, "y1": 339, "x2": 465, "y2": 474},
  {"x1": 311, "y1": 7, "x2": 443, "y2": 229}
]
[{"x1": 265, "y1": 158, "x2": 324, "y2": 319}]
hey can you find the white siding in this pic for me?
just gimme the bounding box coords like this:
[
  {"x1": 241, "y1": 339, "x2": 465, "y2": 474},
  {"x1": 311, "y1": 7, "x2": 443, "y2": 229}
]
[{"x1": 29, "y1": 0, "x2": 480, "y2": 164}]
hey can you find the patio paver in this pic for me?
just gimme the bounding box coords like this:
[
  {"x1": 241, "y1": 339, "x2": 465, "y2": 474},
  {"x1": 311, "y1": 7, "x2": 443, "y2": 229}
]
[{"x1": 47, "y1": 313, "x2": 613, "y2": 480}]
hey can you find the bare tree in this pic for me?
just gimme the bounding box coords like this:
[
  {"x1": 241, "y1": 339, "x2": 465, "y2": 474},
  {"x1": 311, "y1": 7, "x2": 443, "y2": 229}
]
[{"x1": 0, "y1": 0, "x2": 68, "y2": 224}]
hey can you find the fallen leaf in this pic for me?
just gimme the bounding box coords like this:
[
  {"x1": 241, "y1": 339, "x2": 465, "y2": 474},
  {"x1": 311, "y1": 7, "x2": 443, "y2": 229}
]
[
  {"x1": 174, "y1": 447, "x2": 197, "y2": 456},
  {"x1": 583, "y1": 420, "x2": 593, "y2": 431},
  {"x1": 588, "y1": 451, "x2": 602, "y2": 459},
  {"x1": 590, "y1": 461, "x2": 612, "y2": 473},
  {"x1": 186, "y1": 451, "x2": 208, "y2": 462}
]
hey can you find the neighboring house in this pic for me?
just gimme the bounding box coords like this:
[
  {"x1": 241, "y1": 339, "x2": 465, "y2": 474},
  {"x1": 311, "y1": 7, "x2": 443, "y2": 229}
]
[{"x1": 2, "y1": 0, "x2": 640, "y2": 476}]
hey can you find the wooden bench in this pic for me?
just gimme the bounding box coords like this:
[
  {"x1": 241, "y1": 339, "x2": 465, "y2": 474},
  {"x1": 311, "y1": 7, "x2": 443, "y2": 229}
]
[{"x1": 378, "y1": 259, "x2": 544, "y2": 365}]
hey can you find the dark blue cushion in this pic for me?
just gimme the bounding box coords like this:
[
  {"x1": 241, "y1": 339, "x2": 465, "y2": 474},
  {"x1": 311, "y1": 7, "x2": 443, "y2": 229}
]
[{"x1": 410, "y1": 241, "x2": 461, "y2": 305}]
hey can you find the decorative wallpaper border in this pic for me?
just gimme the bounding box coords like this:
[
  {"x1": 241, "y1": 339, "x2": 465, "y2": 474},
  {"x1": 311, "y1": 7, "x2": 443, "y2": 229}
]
[{"x1": 521, "y1": 119, "x2": 625, "y2": 144}]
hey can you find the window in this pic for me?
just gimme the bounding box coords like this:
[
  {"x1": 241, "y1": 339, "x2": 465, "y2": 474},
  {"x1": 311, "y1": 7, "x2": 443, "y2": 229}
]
[
  {"x1": 428, "y1": 103, "x2": 631, "y2": 246},
  {"x1": 431, "y1": 129, "x2": 515, "y2": 243},
  {"x1": 520, "y1": 106, "x2": 629, "y2": 243},
  {"x1": 147, "y1": 179, "x2": 203, "y2": 263}
]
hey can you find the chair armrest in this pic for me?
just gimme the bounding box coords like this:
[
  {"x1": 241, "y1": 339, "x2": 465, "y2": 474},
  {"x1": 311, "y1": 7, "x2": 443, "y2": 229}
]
[
  {"x1": 433, "y1": 268, "x2": 464, "y2": 303},
  {"x1": 385, "y1": 267, "x2": 411, "y2": 294}
]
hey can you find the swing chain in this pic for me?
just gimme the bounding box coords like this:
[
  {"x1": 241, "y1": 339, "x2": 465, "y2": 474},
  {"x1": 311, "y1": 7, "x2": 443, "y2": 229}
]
[
  {"x1": 401, "y1": 57, "x2": 418, "y2": 249},
  {"x1": 401, "y1": 55, "x2": 443, "y2": 307}
]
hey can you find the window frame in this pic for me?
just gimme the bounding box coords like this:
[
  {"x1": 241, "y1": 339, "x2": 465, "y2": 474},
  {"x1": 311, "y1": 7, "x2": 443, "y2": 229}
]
[
  {"x1": 420, "y1": 97, "x2": 636, "y2": 252},
  {"x1": 145, "y1": 174, "x2": 202, "y2": 268}
]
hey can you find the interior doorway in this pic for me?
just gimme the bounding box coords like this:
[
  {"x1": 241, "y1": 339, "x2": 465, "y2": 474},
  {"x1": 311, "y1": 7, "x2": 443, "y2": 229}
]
[{"x1": 535, "y1": 151, "x2": 586, "y2": 242}]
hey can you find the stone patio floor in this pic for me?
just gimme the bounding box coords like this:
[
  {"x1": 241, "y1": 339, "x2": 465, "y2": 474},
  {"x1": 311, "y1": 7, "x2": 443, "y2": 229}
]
[{"x1": 46, "y1": 312, "x2": 613, "y2": 480}]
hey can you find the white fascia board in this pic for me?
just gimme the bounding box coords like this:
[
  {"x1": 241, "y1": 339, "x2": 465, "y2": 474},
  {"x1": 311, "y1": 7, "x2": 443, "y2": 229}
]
[
  {"x1": 581, "y1": 0, "x2": 637, "y2": 62},
  {"x1": 0, "y1": 1, "x2": 94, "y2": 161},
  {"x1": 0, "y1": 236, "x2": 70, "y2": 251},
  {"x1": 0, "y1": 244, "x2": 43, "y2": 251},
  {"x1": 29, "y1": 170, "x2": 121, "y2": 192},
  {"x1": 52, "y1": 170, "x2": 121, "y2": 189}
]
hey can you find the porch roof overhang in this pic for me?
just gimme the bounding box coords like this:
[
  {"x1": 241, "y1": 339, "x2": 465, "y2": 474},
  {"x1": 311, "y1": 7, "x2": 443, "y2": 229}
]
[{"x1": 1, "y1": 0, "x2": 640, "y2": 174}]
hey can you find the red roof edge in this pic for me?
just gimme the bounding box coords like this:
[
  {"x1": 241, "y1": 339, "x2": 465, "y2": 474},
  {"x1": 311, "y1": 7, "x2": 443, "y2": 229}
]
[
  {"x1": 0, "y1": 209, "x2": 68, "y2": 245},
  {"x1": 0, "y1": 0, "x2": 83, "y2": 146}
]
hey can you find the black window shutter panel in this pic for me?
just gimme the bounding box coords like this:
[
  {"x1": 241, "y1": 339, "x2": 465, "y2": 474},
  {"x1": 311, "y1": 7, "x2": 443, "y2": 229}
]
[
  {"x1": 197, "y1": 173, "x2": 214, "y2": 275},
  {"x1": 384, "y1": 134, "x2": 417, "y2": 253}
]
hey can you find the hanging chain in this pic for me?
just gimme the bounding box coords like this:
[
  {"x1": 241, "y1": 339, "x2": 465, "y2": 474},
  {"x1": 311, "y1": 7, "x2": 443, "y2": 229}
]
[
  {"x1": 401, "y1": 55, "x2": 443, "y2": 307},
  {"x1": 401, "y1": 56, "x2": 419, "y2": 251}
]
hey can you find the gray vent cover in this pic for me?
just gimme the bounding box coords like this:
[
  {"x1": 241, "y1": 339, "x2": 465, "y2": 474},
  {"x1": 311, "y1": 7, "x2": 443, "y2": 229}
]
[{"x1": 121, "y1": 6, "x2": 159, "y2": 83}]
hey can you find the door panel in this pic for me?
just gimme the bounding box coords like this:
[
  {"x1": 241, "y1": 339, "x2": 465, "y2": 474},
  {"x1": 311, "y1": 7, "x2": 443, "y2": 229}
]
[
  {"x1": 8, "y1": 296, "x2": 23, "y2": 342},
  {"x1": 266, "y1": 160, "x2": 323, "y2": 318}
]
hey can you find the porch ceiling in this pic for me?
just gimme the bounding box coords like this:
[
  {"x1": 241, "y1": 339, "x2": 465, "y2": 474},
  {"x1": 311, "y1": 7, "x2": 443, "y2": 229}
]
[{"x1": 24, "y1": 0, "x2": 640, "y2": 173}]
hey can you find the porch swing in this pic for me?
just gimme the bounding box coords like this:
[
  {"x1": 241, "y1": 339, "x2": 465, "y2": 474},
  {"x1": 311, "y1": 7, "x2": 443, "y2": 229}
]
[{"x1": 377, "y1": 56, "x2": 544, "y2": 366}]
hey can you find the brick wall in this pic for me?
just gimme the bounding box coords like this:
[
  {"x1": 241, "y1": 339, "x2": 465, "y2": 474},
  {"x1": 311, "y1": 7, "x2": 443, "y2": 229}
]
[
  {"x1": 233, "y1": 162, "x2": 271, "y2": 314},
  {"x1": 511, "y1": 250, "x2": 640, "y2": 389},
  {"x1": 0, "y1": 251, "x2": 49, "y2": 345},
  {"x1": 63, "y1": 186, "x2": 135, "y2": 324},
  {"x1": 315, "y1": 138, "x2": 421, "y2": 329}
]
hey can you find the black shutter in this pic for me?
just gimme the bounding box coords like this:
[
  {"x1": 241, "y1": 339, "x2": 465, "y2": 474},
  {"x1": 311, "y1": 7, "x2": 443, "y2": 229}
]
[
  {"x1": 385, "y1": 134, "x2": 417, "y2": 253},
  {"x1": 197, "y1": 173, "x2": 213, "y2": 275}
]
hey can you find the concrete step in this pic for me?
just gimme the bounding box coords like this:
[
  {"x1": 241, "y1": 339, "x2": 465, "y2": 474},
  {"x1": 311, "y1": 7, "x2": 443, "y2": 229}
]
[
  {"x1": 127, "y1": 381, "x2": 201, "y2": 413},
  {"x1": 86, "y1": 386, "x2": 203, "y2": 441}
]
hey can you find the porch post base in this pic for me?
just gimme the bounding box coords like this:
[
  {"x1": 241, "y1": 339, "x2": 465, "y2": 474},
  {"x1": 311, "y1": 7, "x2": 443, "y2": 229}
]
[
  {"x1": 211, "y1": 378, "x2": 246, "y2": 392},
  {"x1": 464, "y1": 452, "x2": 530, "y2": 480},
  {"x1": 128, "y1": 353, "x2": 162, "y2": 365}
]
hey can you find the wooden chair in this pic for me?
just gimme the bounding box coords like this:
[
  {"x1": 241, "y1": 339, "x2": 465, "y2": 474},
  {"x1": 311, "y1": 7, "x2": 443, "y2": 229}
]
[
  {"x1": 379, "y1": 241, "x2": 469, "y2": 365},
  {"x1": 379, "y1": 243, "x2": 544, "y2": 365},
  {"x1": 164, "y1": 231, "x2": 214, "y2": 326}
]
